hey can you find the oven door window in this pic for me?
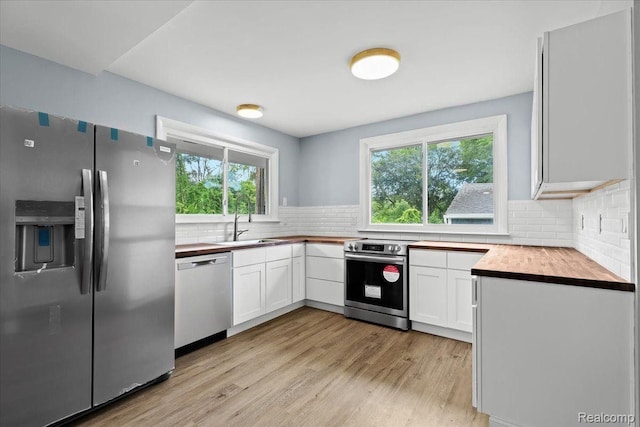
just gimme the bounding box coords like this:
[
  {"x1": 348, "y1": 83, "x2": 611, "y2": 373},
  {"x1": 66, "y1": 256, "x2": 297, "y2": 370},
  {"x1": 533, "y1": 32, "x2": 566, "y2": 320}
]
[{"x1": 346, "y1": 258, "x2": 404, "y2": 311}]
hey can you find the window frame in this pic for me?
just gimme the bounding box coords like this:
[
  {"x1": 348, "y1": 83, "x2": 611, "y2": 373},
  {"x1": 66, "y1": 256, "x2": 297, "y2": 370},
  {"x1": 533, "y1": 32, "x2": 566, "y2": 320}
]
[
  {"x1": 359, "y1": 115, "x2": 508, "y2": 234},
  {"x1": 157, "y1": 116, "x2": 279, "y2": 224}
]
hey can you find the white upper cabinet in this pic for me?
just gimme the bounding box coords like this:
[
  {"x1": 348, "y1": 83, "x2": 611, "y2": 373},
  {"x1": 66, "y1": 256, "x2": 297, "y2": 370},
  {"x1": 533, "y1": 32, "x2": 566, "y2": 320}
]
[{"x1": 531, "y1": 10, "x2": 632, "y2": 200}]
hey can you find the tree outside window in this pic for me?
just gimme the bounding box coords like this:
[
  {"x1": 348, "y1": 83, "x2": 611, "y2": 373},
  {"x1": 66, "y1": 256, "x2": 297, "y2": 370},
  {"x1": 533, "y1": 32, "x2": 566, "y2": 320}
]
[{"x1": 369, "y1": 135, "x2": 494, "y2": 225}]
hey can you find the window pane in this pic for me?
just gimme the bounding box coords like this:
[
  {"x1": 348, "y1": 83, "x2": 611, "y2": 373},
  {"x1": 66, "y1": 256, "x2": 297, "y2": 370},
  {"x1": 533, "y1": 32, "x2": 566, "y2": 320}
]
[
  {"x1": 228, "y1": 151, "x2": 268, "y2": 215},
  {"x1": 426, "y1": 134, "x2": 493, "y2": 224},
  {"x1": 370, "y1": 145, "x2": 423, "y2": 224},
  {"x1": 176, "y1": 152, "x2": 224, "y2": 214}
]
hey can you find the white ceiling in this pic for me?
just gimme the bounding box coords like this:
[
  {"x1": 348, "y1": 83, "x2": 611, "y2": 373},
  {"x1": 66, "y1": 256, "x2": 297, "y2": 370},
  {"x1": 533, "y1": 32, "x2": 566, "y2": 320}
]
[{"x1": 0, "y1": 0, "x2": 632, "y2": 137}]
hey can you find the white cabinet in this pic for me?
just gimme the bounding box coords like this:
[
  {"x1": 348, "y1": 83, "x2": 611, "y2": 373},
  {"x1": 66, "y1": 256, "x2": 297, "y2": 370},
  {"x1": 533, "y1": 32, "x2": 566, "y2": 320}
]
[
  {"x1": 232, "y1": 244, "x2": 297, "y2": 326},
  {"x1": 409, "y1": 249, "x2": 484, "y2": 338},
  {"x1": 531, "y1": 10, "x2": 631, "y2": 199},
  {"x1": 306, "y1": 243, "x2": 344, "y2": 307},
  {"x1": 266, "y1": 258, "x2": 292, "y2": 313},
  {"x1": 292, "y1": 244, "x2": 305, "y2": 303},
  {"x1": 446, "y1": 269, "x2": 473, "y2": 332},
  {"x1": 233, "y1": 262, "x2": 266, "y2": 325},
  {"x1": 306, "y1": 278, "x2": 344, "y2": 306},
  {"x1": 475, "y1": 276, "x2": 634, "y2": 426},
  {"x1": 409, "y1": 266, "x2": 448, "y2": 327}
]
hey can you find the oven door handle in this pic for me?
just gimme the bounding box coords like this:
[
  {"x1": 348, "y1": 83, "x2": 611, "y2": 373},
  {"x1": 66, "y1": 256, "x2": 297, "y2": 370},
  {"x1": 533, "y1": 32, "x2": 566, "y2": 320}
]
[{"x1": 344, "y1": 253, "x2": 406, "y2": 264}]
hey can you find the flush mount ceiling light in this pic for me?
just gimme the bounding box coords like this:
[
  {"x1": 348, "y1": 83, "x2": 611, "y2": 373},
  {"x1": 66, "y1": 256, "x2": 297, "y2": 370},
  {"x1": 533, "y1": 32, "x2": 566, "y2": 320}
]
[
  {"x1": 236, "y1": 104, "x2": 263, "y2": 119},
  {"x1": 350, "y1": 48, "x2": 401, "y2": 80}
]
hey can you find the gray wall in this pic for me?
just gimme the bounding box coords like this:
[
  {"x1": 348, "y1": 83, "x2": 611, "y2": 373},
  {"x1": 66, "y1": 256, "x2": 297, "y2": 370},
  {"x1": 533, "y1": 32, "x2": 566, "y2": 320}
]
[
  {"x1": 1, "y1": 44, "x2": 533, "y2": 208},
  {"x1": 298, "y1": 92, "x2": 533, "y2": 205},
  {"x1": 0, "y1": 45, "x2": 301, "y2": 206}
]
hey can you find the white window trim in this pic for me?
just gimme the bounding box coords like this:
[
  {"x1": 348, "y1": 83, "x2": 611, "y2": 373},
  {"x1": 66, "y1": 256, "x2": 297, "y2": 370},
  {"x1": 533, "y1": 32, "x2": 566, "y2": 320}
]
[
  {"x1": 156, "y1": 116, "x2": 279, "y2": 224},
  {"x1": 359, "y1": 114, "x2": 508, "y2": 235}
]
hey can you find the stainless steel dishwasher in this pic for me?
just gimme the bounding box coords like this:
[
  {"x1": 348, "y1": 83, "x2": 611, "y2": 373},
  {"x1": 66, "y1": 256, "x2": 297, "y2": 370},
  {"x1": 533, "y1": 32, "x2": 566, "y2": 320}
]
[{"x1": 175, "y1": 252, "x2": 232, "y2": 350}]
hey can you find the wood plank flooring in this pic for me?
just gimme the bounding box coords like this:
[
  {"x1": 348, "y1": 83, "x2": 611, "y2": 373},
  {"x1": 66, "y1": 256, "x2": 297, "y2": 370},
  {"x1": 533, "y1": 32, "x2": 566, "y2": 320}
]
[{"x1": 73, "y1": 307, "x2": 488, "y2": 427}]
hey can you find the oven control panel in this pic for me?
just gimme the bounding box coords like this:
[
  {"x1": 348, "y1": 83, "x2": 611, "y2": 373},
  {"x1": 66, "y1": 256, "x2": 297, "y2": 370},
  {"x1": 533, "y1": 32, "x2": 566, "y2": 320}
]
[{"x1": 344, "y1": 240, "x2": 410, "y2": 256}]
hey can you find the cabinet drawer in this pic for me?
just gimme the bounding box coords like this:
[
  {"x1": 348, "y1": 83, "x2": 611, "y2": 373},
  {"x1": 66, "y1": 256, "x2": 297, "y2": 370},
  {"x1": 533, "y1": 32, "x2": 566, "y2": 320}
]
[
  {"x1": 292, "y1": 243, "x2": 305, "y2": 258},
  {"x1": 306, "y1": 277, "x2": 344, "y2": 306},
  {"x1": 233, "y1": 247, "x2": 266, "y2": 268},
  {"x1": 306, "y1": 243, "x2": 344, "y2": 259},
  {"x1": 306, "y1": 256, "x2": 344, "y2": 283},
  {"x1": 447, "y1": 252, "x2": 485, "y2": 271},
  {"x1": 409, "y1": 250, "x2": 446, "y2": 268},
  {"x1": 266, "y1": 244, "x2": 291, "y2": 262}
]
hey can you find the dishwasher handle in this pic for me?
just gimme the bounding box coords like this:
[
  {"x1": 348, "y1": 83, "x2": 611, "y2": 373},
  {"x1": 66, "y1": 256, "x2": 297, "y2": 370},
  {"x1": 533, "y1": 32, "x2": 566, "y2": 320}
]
[{"x1": 177, "y1": 254, "x2": 229, "y2": 271}]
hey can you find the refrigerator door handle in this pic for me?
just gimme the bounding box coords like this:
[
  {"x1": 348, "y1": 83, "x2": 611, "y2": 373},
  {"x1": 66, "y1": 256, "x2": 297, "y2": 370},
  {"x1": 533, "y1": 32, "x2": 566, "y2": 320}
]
[
  {"x1": 96, "y1": 170, "x2": 110, "y2": 292},
  {"x1": 81, "y1": 169, "x2": 94, "y2": 295}
]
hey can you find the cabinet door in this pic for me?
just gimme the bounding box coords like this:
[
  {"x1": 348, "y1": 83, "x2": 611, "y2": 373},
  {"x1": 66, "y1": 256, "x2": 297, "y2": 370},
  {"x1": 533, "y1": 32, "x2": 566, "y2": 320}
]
[
  {"x1": 233, "y1": 264, "x2": 266, "y2": 325},
  {"x1": 266, "y1": 258, "x2": 292, "y2": 313},
  {"x1": 409, "y1": 266, "x2": 447, "y2": 326},
  {"x1": 478, "y1": 277, "x2": 633, "y2": 426},
  {"x1": 546, "y1": 10, "x2": 629, "y2": 184},
  {"x1": 292, "y1": 256, "x2": 305, "y2": 303},
  {"x1": 531, "y1": 36, "x2": 543, "y2": 199},
  {"x1": 447, "y1": 269, "x2": 473, "y2": 332}
]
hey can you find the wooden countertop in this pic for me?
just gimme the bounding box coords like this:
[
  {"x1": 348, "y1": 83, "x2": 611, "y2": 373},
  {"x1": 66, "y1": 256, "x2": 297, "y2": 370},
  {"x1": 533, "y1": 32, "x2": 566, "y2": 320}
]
[
  {"x1": 409, "y1": 241, "x2": 493, "y2": 253},
  {"x1": 177, "y1": 236, "x2": 633, "y2": 292},
  {"x1": 175, "y1": 236, "x2": 357, "y2": 258},
  {"x1": 470, "y1": 245, "x2": 634, "y2": 292}
]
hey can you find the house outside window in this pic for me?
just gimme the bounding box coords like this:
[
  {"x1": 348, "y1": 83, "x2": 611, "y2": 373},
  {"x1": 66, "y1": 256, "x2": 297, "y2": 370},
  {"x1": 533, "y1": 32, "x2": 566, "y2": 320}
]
[{"x1": 359, "y1": 115, "x2": 508, "y2": 234}]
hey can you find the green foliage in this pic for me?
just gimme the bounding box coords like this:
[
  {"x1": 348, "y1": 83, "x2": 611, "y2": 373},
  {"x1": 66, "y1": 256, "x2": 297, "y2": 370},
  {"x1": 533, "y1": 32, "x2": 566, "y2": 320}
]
[
  {"x1": 428, "y1": 209, "x2": 444, "y2": 224},
  {"x1": 371, "y1": 146, "x2": 423, "y2": 224},
  {"x1": 176, "y1": 153, "x2": 261, "y2": 215},
  {"x1": 372, "y1": 199, "x2": 421, "y2": 224},
  {"x1": 176, "y1": 153, "x2": 224, "y2": 214},
  {"x1": 458, "y1": 137, "x2": 493, "y2": 183},
  {"x1": 370, "y1": 135, "x2": 493, "y2": 224},
  {"x1": 427, "y1": 136, "x2": 493, "y2": 223}
]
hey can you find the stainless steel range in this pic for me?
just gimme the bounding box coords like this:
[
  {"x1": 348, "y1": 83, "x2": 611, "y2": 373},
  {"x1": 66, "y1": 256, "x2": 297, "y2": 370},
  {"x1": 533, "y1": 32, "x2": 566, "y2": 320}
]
[{"x1": 344, "y1": 239, "x2": 413, "y2": 330}]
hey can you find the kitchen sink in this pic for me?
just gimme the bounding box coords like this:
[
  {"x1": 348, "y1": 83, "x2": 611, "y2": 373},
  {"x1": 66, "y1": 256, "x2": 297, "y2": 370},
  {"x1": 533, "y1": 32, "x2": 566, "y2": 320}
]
[{"x1": 215, "y1": 239, "x2": 282, "y2": 246}]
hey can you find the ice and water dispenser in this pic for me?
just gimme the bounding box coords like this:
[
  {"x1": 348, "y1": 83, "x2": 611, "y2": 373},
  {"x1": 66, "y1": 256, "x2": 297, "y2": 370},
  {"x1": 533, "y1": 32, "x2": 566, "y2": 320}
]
[{"x1": 15, "y1": 200, "x2": 78, "y2": 272}]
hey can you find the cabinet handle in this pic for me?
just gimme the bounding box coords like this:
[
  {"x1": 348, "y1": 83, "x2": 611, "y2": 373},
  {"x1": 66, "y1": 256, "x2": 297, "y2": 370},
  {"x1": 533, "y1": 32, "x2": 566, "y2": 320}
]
[{"x1": 472, "y1": 276, "x2": 478, "y2": 305}]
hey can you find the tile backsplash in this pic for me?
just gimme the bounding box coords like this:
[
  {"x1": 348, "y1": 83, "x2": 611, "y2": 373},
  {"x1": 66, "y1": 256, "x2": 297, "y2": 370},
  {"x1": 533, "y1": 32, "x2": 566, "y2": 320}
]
[
  {"x1": 573, "y1": 180, "x2": 631, "y2": 281},
  {"x1": 176, "y1": 200, "x2": 574, "y2": 247},
  {"x1": 176, "y1": 187, "x2": 632, "y2": 280},
  {"x1": 288, "y1": 201, "x2": 574, "y2": 247},
  {"x1": 175, "y1": 207, "x2": 301, "y2": 245}
]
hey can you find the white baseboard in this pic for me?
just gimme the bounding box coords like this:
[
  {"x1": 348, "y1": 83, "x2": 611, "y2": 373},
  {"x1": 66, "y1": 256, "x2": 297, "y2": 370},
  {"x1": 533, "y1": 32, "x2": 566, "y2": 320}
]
[
  {"x1": 411, "y1": 321, "x2": 472, "y2": 343},
  {"x1": 304, "y1": 300, "x2": 345, "y2": 314},
  {"x1": 489, "y1": 416, "x2": 520, "y2": 427},
  {"x1": 227, "y1": 301, "x2": 305, "y2": 337}
]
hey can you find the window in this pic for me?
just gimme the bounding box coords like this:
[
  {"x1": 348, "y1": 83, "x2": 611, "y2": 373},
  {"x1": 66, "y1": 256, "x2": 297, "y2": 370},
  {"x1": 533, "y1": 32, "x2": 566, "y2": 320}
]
[
  {"x1": 157, "y1": 116, "x2": 278, "y2": 223},
  {"x1": 360, "y1": 115, "x2": 507, "y2": 234},
  {"x1": 176, "y1": 145, "x2": 224, "y2": 214}
]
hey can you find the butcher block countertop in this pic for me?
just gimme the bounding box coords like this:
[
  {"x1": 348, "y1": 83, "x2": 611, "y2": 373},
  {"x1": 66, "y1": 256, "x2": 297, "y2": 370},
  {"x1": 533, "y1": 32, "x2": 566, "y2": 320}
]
[
  {"x1": 175, "y1": 236, "x2": 357, "y2": 258},
  {"x1": 408, "y1": 241, "x2": 493, "y2": 253},
  {"x1": 176, "y1": 236, "x2": 633, "y2": 292},
  {"x1": 470, "y1": 245, "x2": 634, "y2": 292}
]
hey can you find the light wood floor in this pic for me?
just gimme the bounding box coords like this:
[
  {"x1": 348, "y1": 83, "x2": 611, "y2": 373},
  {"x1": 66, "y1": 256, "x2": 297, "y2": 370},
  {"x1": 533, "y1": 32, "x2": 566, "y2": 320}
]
[{"x1": 74, "y1": 307, "x2": 488, "y2": 427}]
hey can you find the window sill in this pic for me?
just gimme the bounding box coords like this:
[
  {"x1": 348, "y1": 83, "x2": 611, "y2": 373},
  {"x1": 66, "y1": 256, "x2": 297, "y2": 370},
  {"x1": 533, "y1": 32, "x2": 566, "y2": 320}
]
[
  {"x1": 176, "y1": 215, "x2": 280, "y2": 224},
  {"x1": 357, "y1": 227, "x2": 510, "y2": 236}
]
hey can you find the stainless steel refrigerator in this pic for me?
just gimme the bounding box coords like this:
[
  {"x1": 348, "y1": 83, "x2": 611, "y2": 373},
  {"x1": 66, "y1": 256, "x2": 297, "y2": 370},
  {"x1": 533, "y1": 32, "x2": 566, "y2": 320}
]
[{"x1": 0, "y1": 106, "x2": 176, "y2": 426}]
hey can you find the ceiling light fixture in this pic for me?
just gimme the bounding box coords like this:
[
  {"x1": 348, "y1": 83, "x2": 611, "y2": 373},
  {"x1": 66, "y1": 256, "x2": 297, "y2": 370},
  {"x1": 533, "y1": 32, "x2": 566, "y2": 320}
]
[
  {"x1": 236, "y1": 104, "x2": 263, "y2": 119},
  {"x1": 350, "y1": 48, "x2": 401, "y2": 80}
]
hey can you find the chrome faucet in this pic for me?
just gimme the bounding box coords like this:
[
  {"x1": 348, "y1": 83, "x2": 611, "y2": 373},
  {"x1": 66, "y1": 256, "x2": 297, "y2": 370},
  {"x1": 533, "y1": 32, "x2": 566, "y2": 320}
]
[{"x1": 233, "y1": 195, "x2": 253, "y2": 241}]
